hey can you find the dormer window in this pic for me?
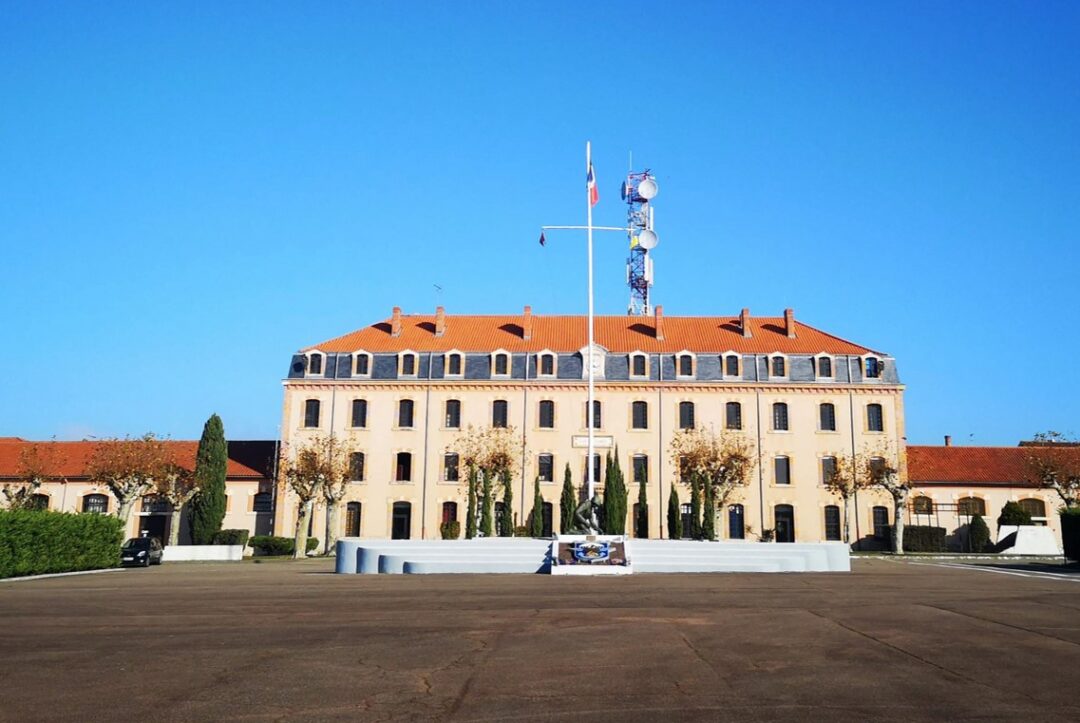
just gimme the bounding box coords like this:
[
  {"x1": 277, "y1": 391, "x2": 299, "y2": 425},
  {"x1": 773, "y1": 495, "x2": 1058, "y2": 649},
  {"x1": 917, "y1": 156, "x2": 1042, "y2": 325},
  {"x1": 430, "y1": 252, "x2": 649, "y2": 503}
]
[
  {"x1": 629, "y1": 352, "x2": 649, "y2": 378},
  {"x1": 537, "y1": 351, "x2": 557, "y2": 377},
  {"x1": 307, "y1": 352, "x2": 324, "y2": 377},
  {"x1": 864, "y1": 356, "x2": 882, "y2": 379},
  {"x1": 814, "y1": 354, "x2": 833, "y2": 379},
  {"x1": 676, "y1": 352, "x2": 695, "y2": 378},
  {"x1": 723, "y1": 353, "x2": 741, "y2": 378},
  {"x1": 769, "y1": 354, "x2": 787, "y2": 379},
  {"x1": 398, "y1": 351, "x2": 418, "y2": 377},
  {"x1": 353, "y1": 351, "x2": 371, "y2": 377},
  {"x1": 445, "y1": 351, "x2": 464, "y2": 377},
  {"x1": 492, "y1": 350, "x2": 511, "y2": 377}
]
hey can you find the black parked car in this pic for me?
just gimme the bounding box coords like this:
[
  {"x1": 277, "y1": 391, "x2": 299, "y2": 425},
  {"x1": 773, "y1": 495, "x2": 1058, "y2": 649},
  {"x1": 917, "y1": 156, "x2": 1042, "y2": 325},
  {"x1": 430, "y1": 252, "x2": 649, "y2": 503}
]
[{"x1": 121, "y1": 537, "x2": 163, "y2": 567}]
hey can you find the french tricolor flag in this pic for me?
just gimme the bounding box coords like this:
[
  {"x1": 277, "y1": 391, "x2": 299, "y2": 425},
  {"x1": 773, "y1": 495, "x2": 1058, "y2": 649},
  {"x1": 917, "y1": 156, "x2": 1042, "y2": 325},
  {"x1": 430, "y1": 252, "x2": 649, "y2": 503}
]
[{"x1": 587, "y1": 162, "x2": 599, "y2": 207}]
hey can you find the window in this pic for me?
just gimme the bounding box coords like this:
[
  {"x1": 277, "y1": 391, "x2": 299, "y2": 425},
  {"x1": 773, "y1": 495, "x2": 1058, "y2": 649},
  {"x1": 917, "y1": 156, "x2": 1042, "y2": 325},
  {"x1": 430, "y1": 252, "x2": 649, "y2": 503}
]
[
  {"x1": 444, "y1": 453, "x2": 459, "y2": 482},
  {"x1": 445, "y1": 399, "x2": 461, "y2": 428},
  {"x1": 398, "y1": 399, "x2": 415, "y2": 428},
  {"x1": 354, "y1": 353, "x2": 370, "y2": 376},
  {"x1": 872, "y1": 506, "x2": 889, "y2": 540},
  {"x1": 584, "y1": 454, "x2": 601, "y2": 484},
  {"x1": 725, "y1": 402, "x2": 742, "y2": 430},
  {"x1": 350, "y1": 399, "x2": 368, "y2": 428},
  {"x1": 728, "y1": 504, "x2": 745, "y2": 539},
  {"x1": 957, "y1": 497, "x2": 986, "y2": 516},
  {"x1": 631, "y1": 401, "x2": 648, "y2": 430},
  {"x1": 724, "y1": 354, "x2": 740, "y2": 377},
  {"x1": 632, "y1": 455, "x2": 648, "y2": 484},
  {"x1": 1019, "y1": 498, "x2": 1046, "y2": 519},
  {"x1": 586, "y1": 400, "x2": 601, "y2": 429},
  {"x1": 821, "y1": 456, "x2": 837, "y2": 486},
  {"x1": 865, "y1": 357, "x2": 882, "y2": 379},
  {"x1": 303, "y1": 399, "x2": 320, "y2": 428},
  {"x1": 346, "y1": 502, "x2": 361, "y2": 537},
  {"x1": 442, "y1": 501, "x2": 458, "y2": 524},
  {"x1": 142, "y1": 495, "x2": 170, "y2": 514},
  {"x1": 819, "y1": 403, "x2": 836, "y2": 431},
  {"x1": 816, "y1": 356, "x2": 833, "y2": 378},
  {"x1": 677, "y1": 353, "x2": 694, "y2": 377},
  {"x1": 538, "y1": 453, "x2": 554, "y2": 482},
  {"x1": 678, "y1": 401, "x2": 695, "y2": 430},
  {"x1": 772, "y1": 402, "x2": 789, "y2": 431},
  {"x1": 493, "y1": 352, "x2": 510, "y2": 376},
  {"x1": 538, "y1": 352, "x2": 556, "y2": 376},
  {"x1": 253, "y1": 492, "x2": 273, "y2": 513},
  {"x1": 29, "y1": 494, "x2": 49, "y2": 510},
  {"x1": 630, "y1": 353, "x2": 648, "y2": 377},
  {"x1": 538, "y1": 400, "x2": 555, "y2": 429},
  {"x1": 349, "y1": 452, "x2": 365, "y2": 481},
  {"x1": 913, "y1": 496, "x2": 934, "y2": 515},
  {"x1": 445, "y1": 353, "x2": 463, "y2": 376},
  {"x1": 774, "y1": 456, "x2": 791, "y2": 485},
  {"x1": 83, "y1": 493, "x2": 108, "y2": 514},
  {"x1": 867, "y1": 404, "x2": 884, "y2": 432},
  {"x1": 824, "y1": 506, "x2": 841, "y2": 541},
  {"x1": 770, "y1": 355, "x2": 786, "y2": 377},
  {"x1": 868, "y1": 456, "x2": 887, "y2": 480},
  {"x1": 400, "y1": 353, "x2": 417, "y2": 376},
  {"x1": 680, "y1": 503, "x2": 694, "y2": 539},
  {"x1": 678, "y1": 455, "x2": 691, "y2": 483},
  {"x1": 307, "y1": 353, "x2": 323, "y2": 376},
  {"x1": 395, "y1": 452, "x2": 412, "y2": 482},
  {"x1": 492, "y1": 399, "x2": 508, "y2": 428}
]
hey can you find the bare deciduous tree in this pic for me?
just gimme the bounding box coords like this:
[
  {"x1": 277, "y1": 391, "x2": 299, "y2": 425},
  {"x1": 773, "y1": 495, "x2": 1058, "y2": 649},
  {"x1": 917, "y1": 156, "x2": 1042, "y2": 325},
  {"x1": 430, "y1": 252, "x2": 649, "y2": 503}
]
[
  {"x1": 87, "y1": 434, "x2": 173, "y2": 527},
  {"x1": 1025, "y1": 431, "x2": 1080, "y2": 508},
  {"x1": 822, "y1": 451, "x2": 874, "y2": 545},
  {"x1": 448, "y1": 425, "x2": 520, "y2": 538},
  {"x1": 279, "y1": 435, "x2": 352, "y2": 558},
  {"x1": 2, "y1": 441, "x2": 66, "y2": 510},
  {"x1": 863, "y1": 442, "x2": 909, "y2": 554},
  {"x1": 669, "y1": 427, "x2": 756, "y2": 538},
  {"x1": 153, "y1": 463, "x2": 198, "y2": 547}
]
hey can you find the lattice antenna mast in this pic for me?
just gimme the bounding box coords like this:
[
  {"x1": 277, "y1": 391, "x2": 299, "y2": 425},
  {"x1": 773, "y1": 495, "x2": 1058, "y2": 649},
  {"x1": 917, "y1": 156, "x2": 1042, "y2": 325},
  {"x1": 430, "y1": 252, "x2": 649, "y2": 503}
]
[{"x1": 622, "y1": 170, "x2": 659, "y2": 315}]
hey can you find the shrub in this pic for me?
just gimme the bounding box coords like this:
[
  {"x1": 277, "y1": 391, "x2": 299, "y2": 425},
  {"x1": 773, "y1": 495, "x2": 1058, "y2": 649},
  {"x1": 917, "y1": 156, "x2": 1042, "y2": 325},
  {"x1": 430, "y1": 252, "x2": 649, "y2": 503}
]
[
  {"x1": 967, "y1": 514, "x2": 991, "y2": 553},
  {"x1": 306, "y1": 537, "x2": 319, "y2": 553},
  {"x1": 513, "y1": 525, "x2": 530, "y2": 537},
  {"x1": 0, "y1": 509, "x2": 123, "y2": 579},
  {"x1": 249, "y1": 535, "x2": 295, "y2": 556},
  {"x1": 440, "y1": 521, "x2": 461, "y2": 540},
  {"x1": 997, "y1": 502, "x2": 1032, "y2": 527},
  {"x1": 1061, "y1": 507, "x2": 1080, "y2": 562},
  {"x1": 903, "y1": 525, "x2": 947, "y2": 552},
  {"x1": 212, "y1": 529, "x2": 250, "y2": 546}
]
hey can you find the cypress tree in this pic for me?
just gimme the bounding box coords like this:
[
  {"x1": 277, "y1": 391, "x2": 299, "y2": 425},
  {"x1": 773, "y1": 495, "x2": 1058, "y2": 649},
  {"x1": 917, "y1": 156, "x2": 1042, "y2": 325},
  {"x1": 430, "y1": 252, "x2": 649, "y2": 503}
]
[
  {"x1": 607, "y1": 448, "x2": 627, "y2": 535},
  {"x1": 702, "y1": 479, "x2": 716, "y2": 541},
  {"x1": 667, "y1": 486, "x2": 682, "y2": 540},
  {"x1": 499, "y1": 468, "x2": 513, "y2": 537},
  {"x1": 189, "y1": 414, "x2": 227, "y2": 544},
  {"x1": 690, "y1": 473, "x2": 703, "y2": 540},
  {"x1": 559, "y1": 463, "x2": 575, "y2": 534},
  {"x1": 636, "y1": 463, "x2": 648, "y2": 538},
  {"x1": 480, "y1": 470, "x2": 494, "y2": 537},
  {"x1": 529, "y1": 476, "x2": 544, "y2": 537},
  {"x1": 602, "y1": 453, "x2": 615, "y2": 534},
  {"x1": 466, "y1": 468, "x2": 478, "y2": 539}
]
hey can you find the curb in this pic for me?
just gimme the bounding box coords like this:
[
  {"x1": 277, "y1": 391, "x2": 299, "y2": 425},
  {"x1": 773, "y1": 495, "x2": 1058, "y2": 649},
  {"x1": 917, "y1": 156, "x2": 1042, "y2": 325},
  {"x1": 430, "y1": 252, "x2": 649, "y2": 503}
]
[{"x1": 1, "y1": 568, "x2": 124, "y2": 583}]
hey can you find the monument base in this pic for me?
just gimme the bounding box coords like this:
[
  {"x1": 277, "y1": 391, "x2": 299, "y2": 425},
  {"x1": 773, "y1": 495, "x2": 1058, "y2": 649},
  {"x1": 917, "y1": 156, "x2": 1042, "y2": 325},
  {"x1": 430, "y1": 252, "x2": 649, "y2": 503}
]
[{"x1": 550, "y1": 534, "x2": 633, "y2": 575}]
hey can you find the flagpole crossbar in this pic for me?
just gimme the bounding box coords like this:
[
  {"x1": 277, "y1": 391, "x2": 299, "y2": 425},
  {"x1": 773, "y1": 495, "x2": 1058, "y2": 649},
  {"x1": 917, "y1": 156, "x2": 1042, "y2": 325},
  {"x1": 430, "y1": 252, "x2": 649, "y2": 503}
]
[{"x1": 541, "y1": 225, "x2": 629, "y2": 232}]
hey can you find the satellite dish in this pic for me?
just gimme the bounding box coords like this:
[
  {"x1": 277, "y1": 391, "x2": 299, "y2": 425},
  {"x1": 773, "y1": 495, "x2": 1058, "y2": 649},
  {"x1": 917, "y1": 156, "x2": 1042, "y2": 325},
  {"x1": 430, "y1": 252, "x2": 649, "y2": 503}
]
[
  {"x1": 620, "y1": 181, "x2": 629, "y2": 200},
  {"x1": 638, "y1": 229, "x2": 659, "y2": 250},
  {"x1": 637, "y1": 178, "x2": 658, "y2": 200}
]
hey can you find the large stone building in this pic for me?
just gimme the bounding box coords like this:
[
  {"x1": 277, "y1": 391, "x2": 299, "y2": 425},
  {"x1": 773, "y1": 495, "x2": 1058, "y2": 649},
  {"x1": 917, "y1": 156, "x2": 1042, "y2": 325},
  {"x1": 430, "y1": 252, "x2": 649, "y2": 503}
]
[{"x1": 277, "y1": 306, "x2": 907, "y2": 545}]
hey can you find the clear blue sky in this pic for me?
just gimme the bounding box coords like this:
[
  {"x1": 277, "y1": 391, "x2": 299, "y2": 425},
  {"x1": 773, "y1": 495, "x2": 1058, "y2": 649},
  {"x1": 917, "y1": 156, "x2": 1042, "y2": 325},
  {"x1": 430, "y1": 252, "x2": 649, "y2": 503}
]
[{"x1": 3, "y1": 1, "x2": 1078, "y2": 445}]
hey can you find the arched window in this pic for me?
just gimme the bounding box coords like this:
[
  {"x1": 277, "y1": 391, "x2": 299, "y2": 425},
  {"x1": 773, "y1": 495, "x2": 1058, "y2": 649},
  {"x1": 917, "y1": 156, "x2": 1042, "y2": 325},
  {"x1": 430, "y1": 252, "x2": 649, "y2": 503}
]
[
  {"x1": 819, "y1": 403, "x2": 836, "y2": 431},
  {"x1": 83, "y1": 493, "x2": 108, "y2": 514},
  {"x1": 631, "y1": 401, "x2": 648, "y2": 430},
  {"x1": 399, "y1": 352, "x2": 418, "y2": 377},
  {"x1": 772, "y1": 402, "x2": 789, "y2": 431},
  {"x1": 584, "y1": 454, "x2": 601, "y2": 485},
  {"x1": 350, "y1": 399, "x2": 368, "y2": 428},
  {"x1": 770, "y1": 355, "x2": 787, "y2": 378},
  {"x1": 349, "y1": 452, "x2": 365, "y2": 481},
  {"x1": 728, "y1": 504, "x2": 745, "y2": 539},
  {"x1": 445, "y1": 352, "x2": 464, "y2": 377},
  {"x1": 398, "y1": 399, "x2": 415, "y2": 428},
  {"x1": 913, "y1": 496, "x2": 934, "y2": 515},
  {"x1": 307, "y1": 353, "x2": 323, "y2": 376},
  {"x1": 538, "y1": 352, "x2": 556, "y2": 376},
  {"x1": 443, "y1": 453, "x2": 459, "y2": 482},
  {"x1": 629, "y1": 353, "x2": 648, "y2": 378},
  {"x1": 586, "y1": 400, "x2": 601, "y2": 429},
  {"x1": 492, "y1": 352, "x2": 511, "y2": 376},
  {"x1": 865, "y1": 356, "x2": 882, "y2": 379},
  {"x1": 824, "y1": 505, "x2": 841, "y2": 541},
  {"x1": 725, "y1": 402, "x2": 742, "y2": 430},
  {"x1": 391, "y1": 502, "x2": 411, "y2": 540},
  {"x1": 353, "y1": 352, "x2": 371, "y2": 376},
  {"x1": 816, "y1": 356, "x2": 833, "y2": 378},
  {"x1": 632, "y1": 455, "x2": 648, "y2": 484},
  {"x1": 676, "y1": 353, "x2": 694, "y2": 377},
  {"x1": 538, "y1": 400, "x2": 555, "y2": 429},
  {"x1": 492, "y1": 399, "x2": 509, "y2": 428},
  {"x1": 1019, "y1": 498, "x2": 1046, "y2": 519},
  {"x1": 957, "y1": 497, "x2": 986, "y2": 516},
  {"x1": 867, "y1": 403, "x2": 884, "y2": 432},
  {"x1": 678, "y1": 401, "x2": 695, "y2": 430},
  {"x1": 442, "y1": 501, "x2": 458, "y2": 524},
  {"x1": 774, "y1": 456, "x2": 791, "y2": 485},
  {"x1": 724, "y1": 354, "x2": 740, "y2": 378},
  {"x1": 303, "y1": 399, "x2": 320, "y2": 428},
  {"x1": 872, "y1": 506, "x2": 889, "y2": 539},
  {"x1": 395, "y1": 453, "x2": 412, "y2": 482},
  {"x1": 444, "y1": 399, "x2": 461, "y2": 428}
]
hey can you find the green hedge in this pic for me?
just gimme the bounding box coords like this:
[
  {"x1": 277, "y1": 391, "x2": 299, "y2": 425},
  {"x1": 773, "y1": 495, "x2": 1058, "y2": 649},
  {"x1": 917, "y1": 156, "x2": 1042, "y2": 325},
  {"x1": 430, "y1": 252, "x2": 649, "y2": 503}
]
[
  {"x1": 1062, "y1": 508, "x2": 1080, "y2": 562},
  {"x1": 212, "y1": 529, "x2": 250, "y2": 546},
  {"x1": 248, "y1": 535, "x2": 319, "y2": 556},
  {"x1": 0, "y1": 509, "x2": 123, "y2": 579},
  {"x1": 903, "y1": 525, "x2": 947, "y2": 553}
]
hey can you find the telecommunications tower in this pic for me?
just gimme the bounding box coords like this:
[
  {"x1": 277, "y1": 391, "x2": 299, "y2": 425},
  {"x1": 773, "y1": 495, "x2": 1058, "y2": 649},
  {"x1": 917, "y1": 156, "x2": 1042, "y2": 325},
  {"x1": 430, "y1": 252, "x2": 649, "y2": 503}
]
[{"x1": 622, "y1": 170, "x2": 659, "y2": 315}]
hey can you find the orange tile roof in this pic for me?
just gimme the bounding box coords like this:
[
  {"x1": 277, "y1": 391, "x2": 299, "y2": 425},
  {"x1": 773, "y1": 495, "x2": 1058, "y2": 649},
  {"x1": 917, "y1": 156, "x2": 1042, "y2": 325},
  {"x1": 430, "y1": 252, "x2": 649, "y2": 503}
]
[
  {"x1": 305, "y1": 312, "x2": 879, "y2": 355},
  {"x1": 907, "y1": 446, "x2": 1037, "y2": 486},
  {"x1": 0, "y1": 439, "x2": 272, "y2": 480}
]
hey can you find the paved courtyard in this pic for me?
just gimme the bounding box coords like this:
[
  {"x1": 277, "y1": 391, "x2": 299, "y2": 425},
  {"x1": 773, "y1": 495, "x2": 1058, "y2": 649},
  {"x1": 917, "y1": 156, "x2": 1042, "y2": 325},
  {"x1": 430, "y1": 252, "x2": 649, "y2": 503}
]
[{"x1": 2, "y1": 558, "x2": 1079, "y2": 721}]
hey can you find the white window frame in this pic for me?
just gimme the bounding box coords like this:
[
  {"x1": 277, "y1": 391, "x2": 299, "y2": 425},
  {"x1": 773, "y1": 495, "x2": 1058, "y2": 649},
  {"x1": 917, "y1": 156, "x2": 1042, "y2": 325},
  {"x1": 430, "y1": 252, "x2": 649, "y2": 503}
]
[
  {"x1": 628, "y1": 351, "x2": 650, "y2": 379},
  {"x1": 767, "y1": 353, "x2": 789, "y2": 381},
  {"x1": 861, "y1": 354, "x2": 884, "y2": 381},
  {"x1": 306, "y1": 349, "x2": 325, "y2": 378},
  {"x1": 491, "y1": 349, "x2": 512, "y2": 379},
  {"x1": 536, "y1": 349, "x2": 558, "y2": 378},
  {"x1": 675, "y1": 350, "x2": 696, "y2": 379},
  {"x1": 398, "y1": 350, "x2": 419, "y2": 378},
  {"x1": 814, "y1": 353, "x2": 834, "y2": 381},
  {"x1": 721, "y1": 351, "x2": 741, "y2": 380},
  {"x1": 444, "y1": 349, "x2": 465, "y2": 379}
]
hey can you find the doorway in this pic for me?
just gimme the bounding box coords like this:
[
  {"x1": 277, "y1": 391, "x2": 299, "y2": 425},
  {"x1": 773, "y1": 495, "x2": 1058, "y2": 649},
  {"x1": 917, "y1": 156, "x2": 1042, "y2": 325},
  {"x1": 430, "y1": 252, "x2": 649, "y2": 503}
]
[
  {"x1": 391, "y1": 502, "x2": 412, "y2": 540},
  {"x1": 774, "y1": 504, "x2": 795, "y2": 543},
  {"x1": 138, "y1": 515, "x2": 168, "y2": 545},
  {"x1": 346, "y1": 502, "x2": 361, "y2": 537}
]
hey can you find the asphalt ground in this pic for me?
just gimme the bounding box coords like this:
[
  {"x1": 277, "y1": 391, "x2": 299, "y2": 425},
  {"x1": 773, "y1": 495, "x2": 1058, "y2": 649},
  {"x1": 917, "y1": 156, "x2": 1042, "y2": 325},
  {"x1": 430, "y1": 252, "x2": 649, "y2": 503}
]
[{"x1": 2, "y1": 558, "x2": 1079, "y2": 722}]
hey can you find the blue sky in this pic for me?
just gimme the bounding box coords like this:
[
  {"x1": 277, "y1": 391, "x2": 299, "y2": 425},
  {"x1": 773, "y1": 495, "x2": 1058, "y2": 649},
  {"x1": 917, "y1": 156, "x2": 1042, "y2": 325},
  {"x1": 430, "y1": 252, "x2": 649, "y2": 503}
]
[{"x1": 3, "y1": 1, "x2": 1077, "y2": 444}]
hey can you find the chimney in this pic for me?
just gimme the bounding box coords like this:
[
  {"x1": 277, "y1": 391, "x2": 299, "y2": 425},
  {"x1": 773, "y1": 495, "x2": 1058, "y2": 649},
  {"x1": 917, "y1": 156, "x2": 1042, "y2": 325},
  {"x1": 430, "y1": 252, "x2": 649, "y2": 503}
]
[
  {"x1": 391, "y1": 306, "x2": 402, "y2": 337},
  {"x1": 434, "y1": 306, "x2": 446, "y2": 337},
  {"x1": 784, "y1": 308, "x2": 796, "y2": 339},
  {"x1": 740, "y1": 308, "x2": 752, "y2": 338},
  {"x1": 522, "y1": 305, "x2": 532, "y2": 340},
  {"x1": 944, "y1": 435, "x2": 952, "y2": 447},
  {"x1": 654, "y1": 305, "x2": 665, "y2": 341}
]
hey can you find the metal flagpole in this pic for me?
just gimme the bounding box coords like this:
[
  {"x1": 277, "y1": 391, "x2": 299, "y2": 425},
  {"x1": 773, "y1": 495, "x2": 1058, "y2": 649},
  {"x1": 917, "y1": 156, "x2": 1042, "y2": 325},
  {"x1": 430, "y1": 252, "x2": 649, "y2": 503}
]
[{"x1": 586, "y1": 141, "x2": 595, "y2": 503}]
